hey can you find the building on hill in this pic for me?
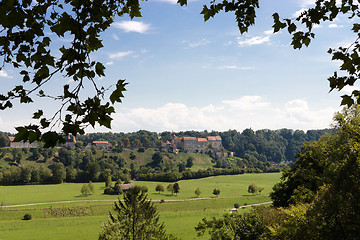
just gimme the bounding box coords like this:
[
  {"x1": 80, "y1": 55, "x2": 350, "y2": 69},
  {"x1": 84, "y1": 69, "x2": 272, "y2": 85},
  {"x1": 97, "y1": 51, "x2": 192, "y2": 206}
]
[
  {"x1": 65, "y1": 136, "x2": 77, "y2": 149},
  {"x1": 8, "y1": 136, "x2": 39, "y2": 148},
  {"x1": 92, "y1": 140, "x2": 112, "y2": 149},
  {"x1": 162, "y1": 135, "x2": 224, "y2": 157}
]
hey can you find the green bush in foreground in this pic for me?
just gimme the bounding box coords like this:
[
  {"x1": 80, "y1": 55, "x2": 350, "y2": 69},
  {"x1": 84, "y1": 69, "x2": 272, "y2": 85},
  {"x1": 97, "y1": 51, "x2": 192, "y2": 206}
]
[{"x1": 23, "y1": 213, "x2": 32, "y2": 220}]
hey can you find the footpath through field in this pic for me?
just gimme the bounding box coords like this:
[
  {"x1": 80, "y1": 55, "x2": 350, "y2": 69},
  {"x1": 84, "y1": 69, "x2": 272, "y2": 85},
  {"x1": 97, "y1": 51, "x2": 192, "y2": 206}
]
[{"x1": 3, "y1": 197, "x2": 272, "y2": 209}]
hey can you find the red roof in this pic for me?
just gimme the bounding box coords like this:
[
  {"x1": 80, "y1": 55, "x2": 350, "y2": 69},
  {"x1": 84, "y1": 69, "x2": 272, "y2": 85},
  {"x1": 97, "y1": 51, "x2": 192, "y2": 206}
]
[
  {"x1": 93, "y1": 141, "x2": 110, "y2": 144},
  {"x1": 198, "y1": 138, "x2": 208, "y2": 142},
  {"x1": 183, "y1": 137, "x2": 197, "y2": 141},
  {"x1": 207, "y1": 136, "x2": 222, "y2": 141},
  {"x1": 8, "y1": 137, "x2": 15, "y2": 142}
]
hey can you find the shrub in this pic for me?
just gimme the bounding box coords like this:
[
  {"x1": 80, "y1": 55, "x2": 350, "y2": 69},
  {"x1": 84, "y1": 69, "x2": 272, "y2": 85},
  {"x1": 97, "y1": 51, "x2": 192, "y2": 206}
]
[
  {"x1": 104, "y1": 187, "x2": 115, "y2": 195},
  {"x1": 234, "y1": 203, "x2": 240, "y2": 209},
  {"x1": 23, "y1": 213, "x2": 32, "y2": 220},
  {"x1": 160, "y1": 199, "x2": 165, "y2": 203}
]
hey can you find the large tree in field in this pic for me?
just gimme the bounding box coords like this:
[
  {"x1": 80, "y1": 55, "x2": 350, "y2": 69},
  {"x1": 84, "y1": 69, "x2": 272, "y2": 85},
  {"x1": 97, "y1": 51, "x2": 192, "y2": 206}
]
[
  {"x1": 98, "y1": 186, "x2": 175, "y2": 240},
  {"x1": 1, "y1": 0, "x2": 360, "y2": 147}
]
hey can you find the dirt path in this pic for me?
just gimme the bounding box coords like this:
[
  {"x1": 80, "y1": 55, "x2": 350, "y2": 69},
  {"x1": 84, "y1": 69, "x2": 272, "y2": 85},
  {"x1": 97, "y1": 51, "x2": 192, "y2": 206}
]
[{"x1": 2, "y1": 197, "x2": 272, "y2": 209}]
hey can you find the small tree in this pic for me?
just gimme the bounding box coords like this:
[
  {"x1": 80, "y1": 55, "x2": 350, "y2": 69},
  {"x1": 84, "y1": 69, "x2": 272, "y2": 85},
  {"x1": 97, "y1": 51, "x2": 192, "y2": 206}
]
[
  {"x1": 88, "y1": 181, "x2": 95, "y2": 194},
  {"x1": 81, "y1": 182, "x2": 95, "y2": 196},
  {"x1": 248, "y1": 184, "x2": 259, "y2": 195},
  {"x1": 186, "y1": 157, "x2": 194, "y2": 168},
  {"x1": 213, "y1": 188, "x2": 221, "y2": 197},
  {"x1": 99, "y1": 186, "x2": 175, "y2": 240},
  {"x1": 81, "y1": 184, "x2": 91, "y2": 197},
  {"x1": 173, "y1": 183, "x2": 180, "y2": 196},
  {"x1": 195, "y1": 187, "x2": 201, "y2": 197},
  {"x1": 167, "y1": 184, "x2": 174, "y2": 195},
  {"x1": 234, "y1": 203, "x2": 240, "y2": 209},
  {"x1": 105, "y1": 175, "x2": 112, "y2": 188},
  {"x1": 155, "y1": 184, "x2": 165, "y2": 194}
]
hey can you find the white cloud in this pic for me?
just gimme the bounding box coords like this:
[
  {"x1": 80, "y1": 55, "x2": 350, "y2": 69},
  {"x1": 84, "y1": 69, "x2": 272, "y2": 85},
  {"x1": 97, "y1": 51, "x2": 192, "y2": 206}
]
[
  {"x1": 106, "y1": 61, "x2": 114, "y2": 65},
  {"x1": 219, "y1": 65, "x2": 254, "y2": 70},
  {"x1": 299, "y1": 0, "x2": 316, "y2": 7},
  {"x1": 114, "y1": 21, "x2": 151, "y2": 34},
  {"x1": 328, "y1": 24, "x2": 343, "y2": 28},
  {"x1": 0, "y1": 70, "x2": 12, "y2": 79},
  {"x1": 111, "y1": 98, "x2": 338, "y2": 133},
  {"x1": 264, "y1": 30, "x2": 274, "y2": 35},
  {"x1": 182, "y1": 38, "x2": 210, "y2": 48},
  {"x1": 237, "y1": 36, "x2": 270, "y2": 47},
  {"x1": 109, "y1": 51, "x2": 133, "y2": 60},
  {"x1": 222, "y1": 96, "x2": 270, "y2": 111},
  {"x1": 341, "y1": 85, "x2": 359, "y2": 94},
  {"x1": 152, "y1": 0, "x2": 177, "y2": 3}
]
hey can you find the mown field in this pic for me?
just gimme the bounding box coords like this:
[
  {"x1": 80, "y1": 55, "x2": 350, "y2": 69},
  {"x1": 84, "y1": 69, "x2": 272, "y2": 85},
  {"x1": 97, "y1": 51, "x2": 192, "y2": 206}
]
[{"x1": 0, "y1": 172, "x2": 281, "y2": 240}]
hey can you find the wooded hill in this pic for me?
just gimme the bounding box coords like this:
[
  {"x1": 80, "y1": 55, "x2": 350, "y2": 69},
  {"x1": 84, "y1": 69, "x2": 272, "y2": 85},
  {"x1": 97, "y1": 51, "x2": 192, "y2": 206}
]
[
  {"x1": 76, "y1": 128, "x2": 331, "y2": 163},
  {"x1": 1, "y1": 128, "x2": 331, "y2": 164}
]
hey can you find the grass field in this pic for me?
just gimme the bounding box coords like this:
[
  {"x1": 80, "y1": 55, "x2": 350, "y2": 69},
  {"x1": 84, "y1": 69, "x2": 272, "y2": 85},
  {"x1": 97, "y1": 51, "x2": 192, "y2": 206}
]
[{"x1": 0, "y1": 173, "x2": 281, "y2": 240}]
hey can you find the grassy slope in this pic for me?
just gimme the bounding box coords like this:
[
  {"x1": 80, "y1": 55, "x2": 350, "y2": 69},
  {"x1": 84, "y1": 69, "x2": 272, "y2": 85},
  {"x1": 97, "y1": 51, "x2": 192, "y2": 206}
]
[{"x1": 0, "y1": 173, "x2": 280, "y2": 240}]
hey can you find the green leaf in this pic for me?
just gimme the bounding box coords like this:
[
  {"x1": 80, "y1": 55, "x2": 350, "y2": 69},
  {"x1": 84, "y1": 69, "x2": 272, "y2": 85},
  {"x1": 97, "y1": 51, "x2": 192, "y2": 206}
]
[
  {"x1": 341, "y1": 95, "x2": 354, "y2": 107},
  {"x1": 33, "y1": 110, "x2": 43, "y2": 119},
  {"x1": 14, "y1": 127, "x2": 29, "y2": 142},
  {"x1": 110, "y1": 79, "x2": 128, "y2": 104},
  {"x1": 177, "y1": 0, "x2": 187, "y2": 6},
  {"x1": 95, "y1": 62, "x2": 106, "y2": 77},
  {"x1": 41, "y1": 131, "x2": 64, "y2": 148},
  {"x1": 40, "y1": 118, "x2": 50, "y2": 128}
]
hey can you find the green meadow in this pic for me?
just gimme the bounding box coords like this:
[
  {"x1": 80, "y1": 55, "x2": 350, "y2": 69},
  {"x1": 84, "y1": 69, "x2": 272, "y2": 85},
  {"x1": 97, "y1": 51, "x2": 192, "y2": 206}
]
[{"x1": 0, "y1": 173, "x2": 281, "y2": 240}]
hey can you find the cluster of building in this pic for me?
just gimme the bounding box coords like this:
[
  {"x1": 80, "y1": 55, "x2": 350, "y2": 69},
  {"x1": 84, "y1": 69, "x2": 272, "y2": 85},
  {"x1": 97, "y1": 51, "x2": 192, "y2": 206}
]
[
  {"x1": 162, "y1": 135, "x2": 223, "y2": 154},
  {"x1": 5, "y1": 135, "x2": 112, "y2": 149}
]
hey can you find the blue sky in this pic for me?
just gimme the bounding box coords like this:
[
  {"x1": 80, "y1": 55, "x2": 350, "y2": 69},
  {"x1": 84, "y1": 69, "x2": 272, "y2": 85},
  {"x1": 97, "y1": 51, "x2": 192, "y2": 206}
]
[{"x1": 0, "y1": 0, "x2": 357, "y2": 133}]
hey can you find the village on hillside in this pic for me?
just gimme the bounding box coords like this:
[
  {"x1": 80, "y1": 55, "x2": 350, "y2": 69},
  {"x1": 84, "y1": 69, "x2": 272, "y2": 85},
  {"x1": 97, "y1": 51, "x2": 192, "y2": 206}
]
[{"x1": 4, "y1": 134, "x2": 229, "y2": 159}]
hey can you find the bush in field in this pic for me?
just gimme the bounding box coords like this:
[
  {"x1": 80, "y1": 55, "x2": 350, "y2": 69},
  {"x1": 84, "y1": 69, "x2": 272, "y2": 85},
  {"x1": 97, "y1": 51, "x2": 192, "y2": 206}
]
[
  {"x1": 155, "y1": 184, "x2": 164, "y2": 194},
  {"x1": 23, "y1": 213, "x2": 32, "y2": 220},
  {"x1": 234, "y1": 203, "x2": 240, "y2": 209},
  {"x1": 248, "y1": 184, "x2": 259, "y2": 195},
  {"x1": 213, "y1": 188, "x2": 221, "y2": 197},
  {"x1": 81, "y1": 182, "x2": 94, "y2": 196},
  {"x1": 195, "y1": 187, "x2": 201, "y2": 197}
]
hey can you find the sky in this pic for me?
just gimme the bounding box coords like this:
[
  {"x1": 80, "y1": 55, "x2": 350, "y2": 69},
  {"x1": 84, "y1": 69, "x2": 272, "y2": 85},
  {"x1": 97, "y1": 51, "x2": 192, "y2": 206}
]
[{"x1": 0, "y1": 0, "x2": 357, "y2": 134}]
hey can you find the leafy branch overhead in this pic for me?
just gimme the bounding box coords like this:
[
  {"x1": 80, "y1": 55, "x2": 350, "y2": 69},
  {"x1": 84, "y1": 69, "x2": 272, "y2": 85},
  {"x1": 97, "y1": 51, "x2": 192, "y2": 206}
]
[
  {"x1": 1, "y1": 0, "x2": 360, "y2": 147},
  {"x1": 195, "y1": 0, "x2": 360, "y2": 107},
  {"x1": 0, "y1": 0, "x2": 134, "y2": 146}
]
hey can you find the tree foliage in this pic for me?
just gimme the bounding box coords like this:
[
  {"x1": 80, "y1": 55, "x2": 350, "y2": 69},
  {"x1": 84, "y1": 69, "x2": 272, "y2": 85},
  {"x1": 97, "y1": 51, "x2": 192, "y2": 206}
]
[
  {"x1": 248, "y1": 183, "x2": 259, "y2": 195},
  {"x1": 195, "y1": 187, "x2": 201, "y2": 197},
  {"x1": 212, "y1": 188, "x2": 220, "y2": 197},
  {"x1": 195, "y1": 211, "x2": 268, "y2": 240},
  {"x1": 155, "y1": 184, "x2": 165, "y2": 194},
  {"x1": 269, "y1": 105, "x2": 360, "y2": 239},
  {"x1": 99, "y1": 186, "x2": 175, "y2": 240},
  {"x1": 0, "y1": 0, "x2": 132, "y2": 147}
]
